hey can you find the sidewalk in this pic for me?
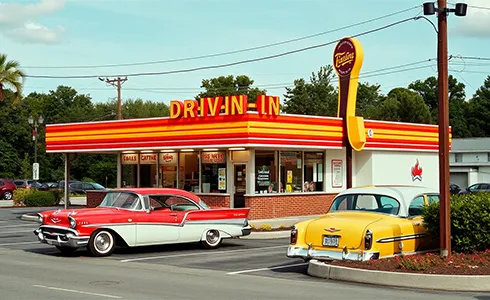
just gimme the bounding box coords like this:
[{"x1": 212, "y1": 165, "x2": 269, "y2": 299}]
[{"x1": 0, "y1": 196, "x2": 86, "y2": 207}]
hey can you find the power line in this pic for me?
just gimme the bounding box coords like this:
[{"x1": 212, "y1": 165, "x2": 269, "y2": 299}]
[
  {"x1": 24, "y1": 58, "x2": 437, "y2": 94},
  {"x1": 23, "y1": 6, "x2": 421, "y2": 70},
  {"x1": 25, "y1": 16, "x2": 428, "y2": 79}
]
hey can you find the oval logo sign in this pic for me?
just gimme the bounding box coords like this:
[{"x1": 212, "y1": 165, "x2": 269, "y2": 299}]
[{"x1": 333, "y1": 38, "x2": 356, "y2": 77}]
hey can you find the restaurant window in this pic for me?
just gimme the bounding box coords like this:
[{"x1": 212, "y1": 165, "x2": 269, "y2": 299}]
[
  {"x1": 201, "y1": 151, "x2": 226, "y2": 193},
  {"x1": 159, "y1": 152, "x2": 178, "y2": 188},
  {"x1": 255, "y1": 151, "x2": 277, "y2": 194},
  {"x1": 121, "y1": 153, "x2": 138, "y2": 187},
  {"x1": 139, "y1": 152, "x2": 158, "y2": 187},
  {"x1": 179, "y1": 152, "x2": 199, "y2": 193},
  {"x1": 280, "y1": 151, "x2": 302, "y2": 193},
  {"x1": 304, "y1": 152, "x2": 324, "y2": 192}
]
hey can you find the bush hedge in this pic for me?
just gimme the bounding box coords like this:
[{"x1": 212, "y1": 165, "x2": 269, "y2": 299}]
[
  {"x1": 13, "y1": 188, "x2": 34, "y2": 205},
  {"x1": 24, "y1": 191, "x2": 56, "y2": 207},
  {"x1": 422, "y1": 193, "x2": 490, "y2": 253}
]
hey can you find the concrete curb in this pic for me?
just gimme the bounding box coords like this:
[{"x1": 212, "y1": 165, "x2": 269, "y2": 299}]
[
  {"x1": 240, "y1": 231, "x2": 289, "y2": 240},
  {"x1": 307, "y1": 259, "x2": 490, "y2": 292},
  {"x1": 21, "y1": 214, "x2": 39, "y2": 222}
]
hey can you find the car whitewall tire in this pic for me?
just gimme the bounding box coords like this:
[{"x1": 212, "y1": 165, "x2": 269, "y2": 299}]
[
  {"x1": 201, "y1": 229, "x2": 222, "y2": 249},
  {"x1": 89, "y1": 230, "x2": 115, "y2": 257},
  {"x1": 3, "y1": 191, "x2": 13, "y2": 200}
]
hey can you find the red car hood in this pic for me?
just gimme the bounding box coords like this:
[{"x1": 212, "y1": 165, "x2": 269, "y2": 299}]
[{"x1": 41, "y1": 207, "x2": 120, "y2": 227}]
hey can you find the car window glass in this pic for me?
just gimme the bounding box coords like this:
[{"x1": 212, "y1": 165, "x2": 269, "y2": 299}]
[
  {"x1": 149, "y1": 195, "x2": 199, "y2": 211},
  {"x1": 82, "y1": 183, "x2": 93, "y2": 189},
  {"x1": 330, "y1": 195, "x2": 354, "y2": 211},
  {"x1": 481, "y1": 184, "x2": 490, "y2": 190},
  {"x1": 13, "y1": 181, "x2": 24, "y2": 186},
  {"x1": 378, "y1": 196, "x2": 400, "y2": 215},
  {"x1": 427, "y1": 194, "x2": 440, "y2": 204},
  {"x1": 356, "y1": 195, "x2": 377, "y2": 210},
  {"x1": 469, "y1": 184, "x2": 479, "y2": 191},
  {"x1": 409, "y1": 196, "x2": 425, "y2": 216}
]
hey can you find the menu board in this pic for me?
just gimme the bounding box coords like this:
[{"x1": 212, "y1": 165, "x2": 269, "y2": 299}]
[
  {"x1": 257, "y1": 165, "x2": 271, "y2": 187},
  {"x1": 332, "y1": 160, "x2": 343, "y2": 188},
  {"x1": 218, "y1": 168, "x2": 226, "y2": 190}
]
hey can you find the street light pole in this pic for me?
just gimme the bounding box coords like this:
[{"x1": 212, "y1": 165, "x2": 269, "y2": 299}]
[
  {"x1": 28, "y1": 114, "x2": 44, "y2": 188},
  {"x1": 423, "y1": 0, "x2": 467, "y2": 258}
]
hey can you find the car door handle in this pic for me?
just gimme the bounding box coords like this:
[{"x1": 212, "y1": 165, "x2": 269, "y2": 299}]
[{"x1": 169, "y1": 213, "x2": 177, "y2": 216}]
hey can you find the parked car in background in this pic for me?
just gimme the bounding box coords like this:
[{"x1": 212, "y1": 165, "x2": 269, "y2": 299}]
[
  {"x1": 450, "y1": 183, "x2": 461, "y2": 195},
  {"x1": 12, "y1": 179, "x2": 36, "y2": 189},
  {"x1": 38, "y1": 182, "x2": 59, "y2": 191},
  {"x1": 69, "y1": 181, "x2": 107, "y2": 194},
  {"x1": 458, "y1": 183, "x2": 490, "y2": 195},
  {"x1": 0, "y1": 179, "x2": 16, "y2": 200},
  {"x1": 34, "y1": 188, "x2": 251, "y2": 256},
  {"x1": 287, "y1": 185, "x2": 439, "y2": 261}
]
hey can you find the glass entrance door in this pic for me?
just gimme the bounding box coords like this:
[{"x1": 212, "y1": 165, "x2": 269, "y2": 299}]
[{"x1": 233, "y1": 164, "x2": 246, "y2": 208}]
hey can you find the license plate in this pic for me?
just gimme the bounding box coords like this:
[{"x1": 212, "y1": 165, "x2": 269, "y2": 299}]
[{"x1": 323, "y1": 235, "x2": 339, "y2": 247}]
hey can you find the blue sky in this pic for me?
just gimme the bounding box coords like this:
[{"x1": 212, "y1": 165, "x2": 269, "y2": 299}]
[{"x1": 1, "y1": 0, "x2": 490, "y2": 105}]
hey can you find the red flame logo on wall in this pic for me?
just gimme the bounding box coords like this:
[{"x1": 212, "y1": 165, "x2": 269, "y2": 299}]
[{"x1": 411, "y1": 159, "x2": 423, "y2": 181}]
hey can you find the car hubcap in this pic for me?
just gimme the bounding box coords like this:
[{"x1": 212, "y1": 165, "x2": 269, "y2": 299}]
[
  {"x1": 206, "y1": 230, "x2": 219, "y2": 245},
  {"x1": 95, "y1": 232, "x2": 112, "y2": 253},
  {"x1": 4, "y1": 192, "x2": 12, "y2": 200}
]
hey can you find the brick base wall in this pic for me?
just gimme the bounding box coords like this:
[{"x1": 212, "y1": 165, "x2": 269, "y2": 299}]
[
  {"x1": 86, "y1": 191, "x2": 107, "y2": 208},
  {"x1": 198, "y1": 194, "x2": 230, "y2": 208},
  {"x1": 245, "y1": 193, "x2": 336, "y2": 220}
]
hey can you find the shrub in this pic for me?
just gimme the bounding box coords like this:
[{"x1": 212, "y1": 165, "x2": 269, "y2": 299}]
[
  {"x1": 422, "y1": 193, "x2": 490, "y2": 253},
  {"x1": 260, "y1": 224, "x2": 273, "y2": 231},
  {"x1": 13, "y1": 188, "x2": 34, "y2": 205},
  {"x1": 24, "y1": 191, "x2": 56, "y2": 207},
  {"x1": 51, "y1": 189, "x2": 64, "y2": 205}
]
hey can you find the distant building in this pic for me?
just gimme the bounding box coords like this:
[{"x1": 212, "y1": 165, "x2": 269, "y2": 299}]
[{"x1": 450, "y1": 138, "x2": 490, "y2": 189}]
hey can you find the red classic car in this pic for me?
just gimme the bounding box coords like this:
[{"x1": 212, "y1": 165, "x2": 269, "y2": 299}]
[{"x1": 33, "y1": 188, "x2": 251, "y2": 256}]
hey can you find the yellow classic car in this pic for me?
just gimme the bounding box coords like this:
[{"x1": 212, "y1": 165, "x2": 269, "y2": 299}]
[{"x1": 287, "y1": 185, "x2": 439, "y2": 261}]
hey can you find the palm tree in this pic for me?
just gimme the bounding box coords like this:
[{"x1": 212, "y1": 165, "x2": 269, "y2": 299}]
[{"x1": 0, "y1": 53, "x2": 26, "y2": 104}]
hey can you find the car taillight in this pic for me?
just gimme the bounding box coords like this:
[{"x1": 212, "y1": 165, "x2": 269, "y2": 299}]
[
  {"x1": 26, "y1": 185, "x2": 31, "y2": 189},
  {"x1": 290, "y1": 226, "x2": 298, "y2": 244},
  {"x1": 364, "y1": 230, "x2": 373, "y2": 250}
]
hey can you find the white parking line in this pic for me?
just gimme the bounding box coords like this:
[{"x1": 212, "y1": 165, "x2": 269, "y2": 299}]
[
  {"x1": 120, "y1": 245, "x2": 286, "y2": 263},
  {"x1": 0, "y1": 241, "x2": 39, "y2": 246},
  {"x1": 0, "y1": 224, "x2": 37, "y2": 229},
  {"x1": 0, "y1": 229, "x2": 37, "y2": 234},
  {"x1": 33, "y1": 285, "x2": 121, "y2": 299},
  {"x1": 227, "y1": 262, "x2": 308, "y2": 275}
]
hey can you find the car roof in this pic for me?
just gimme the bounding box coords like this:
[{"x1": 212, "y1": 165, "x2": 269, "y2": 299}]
[
  {"x1": 336, "y1": 185, "x2": 439, "y2": 208},
  {"x1": 110, "y1": 188, "x2": 202, "y2": 202}
]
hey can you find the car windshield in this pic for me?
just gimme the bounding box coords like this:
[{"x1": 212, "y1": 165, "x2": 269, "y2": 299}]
[
  {"x1": 99, "y1": 192, "x2": 142, "y2": 210},
  {"x1": 92, "y1": 183, "x2": 106, "y2": 189},
  {"x1": 329, "y1": 193, "x2": 400, "y2": 215}
]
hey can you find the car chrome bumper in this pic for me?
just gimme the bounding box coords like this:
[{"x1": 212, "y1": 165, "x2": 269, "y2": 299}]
[
  {"x1": 33, "y1": 226, "x2": 89, "y2": 248},
  {"x1": 287, "y1": 245, "x2": 379, "y2": 261},
  {"x1": 241, "y1": 225, "x2": 252, "y2": 236}
]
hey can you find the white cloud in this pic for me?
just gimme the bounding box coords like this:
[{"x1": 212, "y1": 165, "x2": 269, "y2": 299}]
[
  {"x1": 0, "y1": 0, "x2": 65, "y2": 44},
  {"x1": 454, "y1": 0, "x2": 490, "y2": 37},
  {"x1": 4, "y1": 22, "x2": 65, "y2": 44}
]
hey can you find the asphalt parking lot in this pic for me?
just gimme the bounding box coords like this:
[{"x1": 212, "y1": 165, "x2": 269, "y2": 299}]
[{"x1": 0, "y1": 207, "x2": 311, "y2": 281}]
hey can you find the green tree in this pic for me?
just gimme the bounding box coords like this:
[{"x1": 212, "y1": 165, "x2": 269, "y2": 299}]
[
  {"x1": 374, "y1": 88, "x2": 432, "y2": 123},
  {"x1": 123, "y1": 98, "x2": 170, "y2": 119},
  {"x1": 282, "y1": 65, "x2": 338, "y2": 116},
  {"x1": 465, "y1": 76, "x2": 490, "y2": 137},
  {"x1": 196, "y1": 75, "x2": 266, "y2": 103},
  {"x1": 0, "y1": 53, "x2": 25, "y2": 104},
  {"x1": 408, "y1": 75, "x2": 469, "y2": 137},
  {"x1": 356, "y1": 82, "x2": 385, "y2": 119}
]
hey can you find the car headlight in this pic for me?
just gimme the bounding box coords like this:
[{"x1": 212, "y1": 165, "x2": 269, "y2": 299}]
[
  {"x1": 37, "y1": 213, "x2": 44, "y2": 224},
  {"x1": 68, "y1": 217, "x2": 76, "y2": 229}
]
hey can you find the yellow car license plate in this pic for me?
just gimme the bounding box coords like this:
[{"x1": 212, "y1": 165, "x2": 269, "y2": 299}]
[{"x1": 323, "y1": 235, "x2": 339, "y2": 247}]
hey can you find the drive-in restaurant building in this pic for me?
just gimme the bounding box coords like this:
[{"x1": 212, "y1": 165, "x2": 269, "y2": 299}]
[{"x1": 44, "y1": 37, "x2": 449, "y2": 220}]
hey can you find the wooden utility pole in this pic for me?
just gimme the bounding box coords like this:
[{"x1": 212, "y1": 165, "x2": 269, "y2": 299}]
[
  {"x1": 99, "y1": 77, "x2": 128, "y2": 120},
  {"x1": 437, "y1": 0, "x2": 451, "y2": 258}
]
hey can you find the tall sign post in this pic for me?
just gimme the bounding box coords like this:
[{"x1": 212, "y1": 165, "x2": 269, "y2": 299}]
[{"x1": 333, "y1": 37, "x2": 366, "y2": 188}]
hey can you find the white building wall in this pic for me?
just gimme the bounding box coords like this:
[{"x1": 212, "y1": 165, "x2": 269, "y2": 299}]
[
  {"x1": 369, "y1": 151, "x2": 439, "y2": 190},
  {"x1": 352, "y1": 150, "x2": 373, "y2": 187},
  {"x1": 462, "y1": 153, "x2": 488, "y2": 163},
  {"x1": 324, "y1": 149, "x2": 347, "y2": 194},
  {"x1": 477, "y1": 167, "x2": 490, "y2": 183}
]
